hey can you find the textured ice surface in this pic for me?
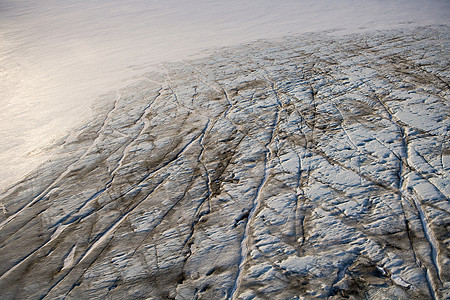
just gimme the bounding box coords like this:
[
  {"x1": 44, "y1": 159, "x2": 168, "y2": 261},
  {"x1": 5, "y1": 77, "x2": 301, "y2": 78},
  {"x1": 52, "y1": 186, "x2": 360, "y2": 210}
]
[
  {"x1": 1, "y1": 0, "x2": 450, "y2": 189},
  {"x1": 0, "y1": 26, "x2": 449, "y2": 299}
]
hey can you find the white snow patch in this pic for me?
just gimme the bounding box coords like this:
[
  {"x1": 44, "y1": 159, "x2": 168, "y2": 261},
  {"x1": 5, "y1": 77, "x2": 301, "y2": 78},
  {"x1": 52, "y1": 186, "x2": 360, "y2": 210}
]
[
  {"x1": 279, "y1": 255, "x2": 320, "y2": 275},
  {"x1": 62, "y1": 245, "x2": 77, "y2": 271},
  {"x1": 391, "y1": 274, "x2": 411, "y2": 288}
]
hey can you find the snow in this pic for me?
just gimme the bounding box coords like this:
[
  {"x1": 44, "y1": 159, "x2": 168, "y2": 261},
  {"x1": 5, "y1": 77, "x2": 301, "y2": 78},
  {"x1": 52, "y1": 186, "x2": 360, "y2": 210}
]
[
  {"x1": 279, "y1": 255, "x2": 319, "y2": 275},
  {"x1": 62, "y1": 246, "x2": 77, "y2": 271},
  {"x1": 391, "y1": 274, "x2": 412, "y2": 288},
  {"x1": 1, "y1": 0, "x2": 450, "y2": 189}
]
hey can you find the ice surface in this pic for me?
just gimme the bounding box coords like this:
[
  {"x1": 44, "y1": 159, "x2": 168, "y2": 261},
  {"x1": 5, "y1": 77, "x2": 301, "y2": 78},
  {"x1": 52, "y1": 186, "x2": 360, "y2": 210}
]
[
  {"x1": 0, "y1": 26, "x2": 448, "y2": 299},
  {"x1": 1, "y1": 0, "x2": 450, "y2": 188}
]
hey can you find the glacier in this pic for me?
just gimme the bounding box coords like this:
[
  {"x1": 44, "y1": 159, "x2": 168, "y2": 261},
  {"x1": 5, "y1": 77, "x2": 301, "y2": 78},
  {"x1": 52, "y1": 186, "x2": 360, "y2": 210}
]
[
  {"x1": 1, "y1": 0, "x2": 450, "y2": 189},
  {"x1": 0, "y1": 26, "x2": 449, "y2": 299}
]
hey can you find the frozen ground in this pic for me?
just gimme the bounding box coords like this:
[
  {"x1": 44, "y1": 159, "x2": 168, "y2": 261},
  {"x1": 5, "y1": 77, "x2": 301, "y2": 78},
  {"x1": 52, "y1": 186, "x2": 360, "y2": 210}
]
[
  {"x1": 0, "y1": 26, "x2": 449, "y2": 299},
  {"x1": 1, "y1": 0, "x2": 450, "y2": 189}
]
